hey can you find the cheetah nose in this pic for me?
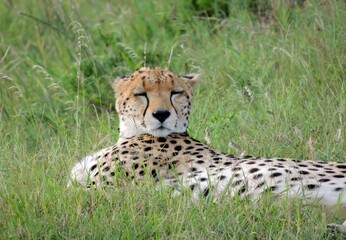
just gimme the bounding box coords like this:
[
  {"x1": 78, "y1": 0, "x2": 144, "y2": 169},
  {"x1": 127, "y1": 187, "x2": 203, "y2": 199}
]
[{"x1": 152, "y1": 110, "x2": 170, "y2": 123}]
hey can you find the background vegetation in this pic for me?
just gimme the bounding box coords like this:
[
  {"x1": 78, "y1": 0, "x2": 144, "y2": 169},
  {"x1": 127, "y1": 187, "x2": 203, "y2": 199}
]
[{"x1": 0, "y1": 0, "x2": 345, "y2": 238}]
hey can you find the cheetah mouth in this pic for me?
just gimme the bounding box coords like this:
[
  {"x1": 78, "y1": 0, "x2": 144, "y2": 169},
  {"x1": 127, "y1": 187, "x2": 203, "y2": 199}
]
[
  {"x1": 154, "y1": 125, "x2": 173, "y2": 133},
  {"x1": 147, "y1": 125, "x2": 173, "y2": 137},
  {"x1": 157, "y1": 126, "x2": 169, "y2": 131}
]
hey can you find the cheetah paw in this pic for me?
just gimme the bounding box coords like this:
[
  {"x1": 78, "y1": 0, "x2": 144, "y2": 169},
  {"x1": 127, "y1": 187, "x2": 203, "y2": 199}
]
[{"x1": 327, "y1": 220, "x2": 346, "y2": 237}]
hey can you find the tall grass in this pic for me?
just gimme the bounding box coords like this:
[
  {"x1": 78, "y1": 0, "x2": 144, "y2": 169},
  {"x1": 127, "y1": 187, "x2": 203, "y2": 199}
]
[{"x1": 0, "y1": 0, "x2": 345, "y2": 238}]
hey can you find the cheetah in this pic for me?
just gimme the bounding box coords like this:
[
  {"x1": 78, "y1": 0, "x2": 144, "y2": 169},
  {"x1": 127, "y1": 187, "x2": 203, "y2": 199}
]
[{"x1": 70, "y1": 67, "x2": 346, "y2": 223}]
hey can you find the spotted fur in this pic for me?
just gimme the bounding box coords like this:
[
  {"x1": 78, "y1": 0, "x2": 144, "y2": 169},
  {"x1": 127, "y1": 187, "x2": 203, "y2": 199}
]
[{"x1": 70, "y1": 67, "x2": 346, "y2": 214}]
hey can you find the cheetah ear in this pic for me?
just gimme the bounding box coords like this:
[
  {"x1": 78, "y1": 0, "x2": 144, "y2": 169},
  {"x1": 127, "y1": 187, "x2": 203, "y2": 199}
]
[
  {"x1": 113, "y1": 75, "x2": 129, "y2": 93},
  {"x1": 179, "y1": 73, "x2": 201, "y2": 87}
]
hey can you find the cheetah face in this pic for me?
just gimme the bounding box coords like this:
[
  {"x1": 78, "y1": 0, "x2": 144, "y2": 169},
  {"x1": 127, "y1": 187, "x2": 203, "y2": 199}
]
[{"x1": 113, "y1": 67, "x2": 200, "y2": 138}]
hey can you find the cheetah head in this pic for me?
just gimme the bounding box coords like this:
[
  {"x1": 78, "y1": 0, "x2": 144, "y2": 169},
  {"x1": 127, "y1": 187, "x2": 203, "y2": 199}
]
[{"x1": 113, "y1": 67, "x2": 200, "y2": 138}]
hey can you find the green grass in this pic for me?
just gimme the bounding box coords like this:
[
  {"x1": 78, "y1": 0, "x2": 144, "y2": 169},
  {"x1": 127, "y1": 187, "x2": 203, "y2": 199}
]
[{"x1": 0, "y1": 0, "x2": 345, "y2": 238}]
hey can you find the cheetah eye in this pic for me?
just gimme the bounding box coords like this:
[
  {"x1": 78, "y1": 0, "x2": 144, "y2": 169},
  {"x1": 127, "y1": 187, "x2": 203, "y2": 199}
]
[
  {"x1": 134, "y1": 92, "x2": 147, "y2": 97},
  {"x1": 171, "y1": 90, "x2": 184, "y2": 96}
]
